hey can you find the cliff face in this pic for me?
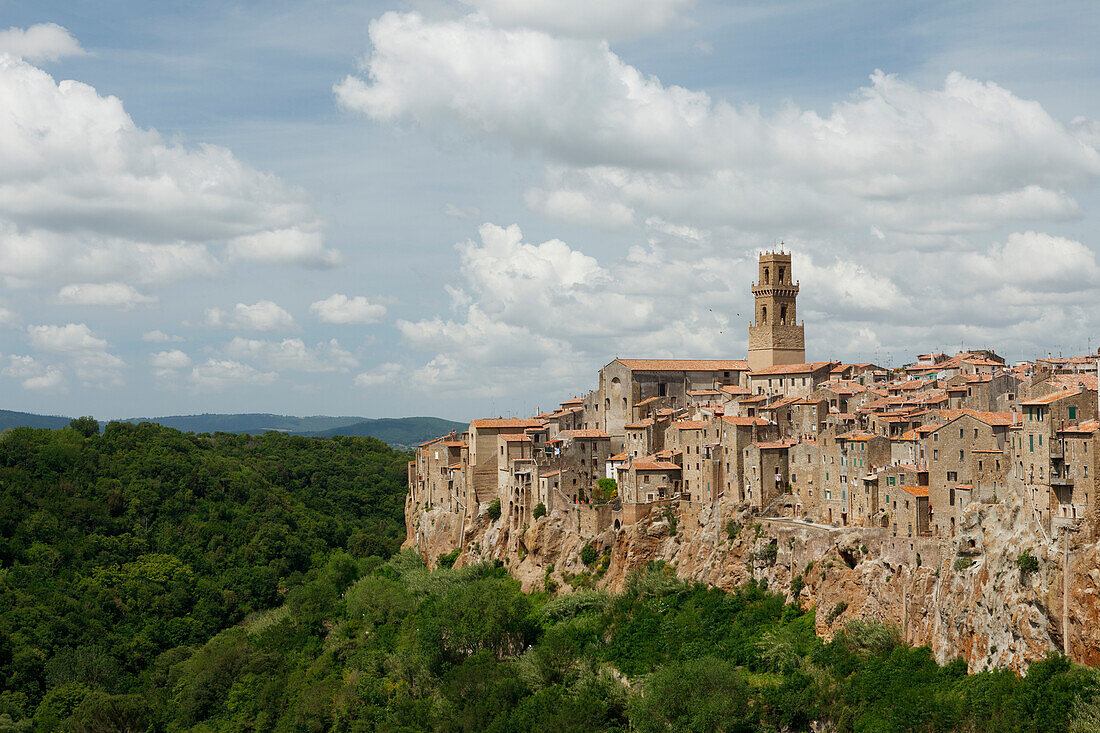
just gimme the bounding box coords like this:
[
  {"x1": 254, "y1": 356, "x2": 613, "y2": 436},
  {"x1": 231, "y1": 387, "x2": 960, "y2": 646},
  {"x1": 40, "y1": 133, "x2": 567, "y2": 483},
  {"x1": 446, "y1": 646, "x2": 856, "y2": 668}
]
[{"x1": 406, "y1": 492, "x2": 1100, "y2": 672}]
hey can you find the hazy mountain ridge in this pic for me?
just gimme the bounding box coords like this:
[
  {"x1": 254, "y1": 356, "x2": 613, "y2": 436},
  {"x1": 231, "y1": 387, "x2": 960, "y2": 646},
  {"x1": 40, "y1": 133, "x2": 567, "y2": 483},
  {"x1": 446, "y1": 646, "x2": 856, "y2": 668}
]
[{"x1": 0, "y1": 410, "x2": 467, "y2": 447}]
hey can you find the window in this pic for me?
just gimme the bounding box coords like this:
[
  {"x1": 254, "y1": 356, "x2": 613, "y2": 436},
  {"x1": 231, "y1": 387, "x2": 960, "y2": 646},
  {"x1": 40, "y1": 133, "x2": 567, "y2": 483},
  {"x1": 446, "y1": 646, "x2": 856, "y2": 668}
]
[
  {"x1": 959, "y1": 428, "x2": 964, "y2": 439},
  {"x1": 947, "y1": 471, "x2": 957, "y2": 482},
  {"x1": 959, "y1": 450, "x2": 964, "y2": 461},
  {"x1": 1029, "y1": 434, "x2": 1034, "y2": 452},
  {"x1": 974, "y1": 428, "x2": 978, "y2": 438},
  {"x1": 1069, "y1": 406, "x2": 1078, "y2": 421},
  {"x1": 934, "y1": 449, "x2": 939, "y2": 460}
]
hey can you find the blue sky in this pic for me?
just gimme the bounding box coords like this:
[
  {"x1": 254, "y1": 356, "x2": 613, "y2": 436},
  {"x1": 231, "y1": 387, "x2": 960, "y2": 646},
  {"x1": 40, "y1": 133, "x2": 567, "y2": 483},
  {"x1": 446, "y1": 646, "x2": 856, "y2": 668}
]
[{"x1": 0, "y1": 1, "x2": 1098, "y2": 421}]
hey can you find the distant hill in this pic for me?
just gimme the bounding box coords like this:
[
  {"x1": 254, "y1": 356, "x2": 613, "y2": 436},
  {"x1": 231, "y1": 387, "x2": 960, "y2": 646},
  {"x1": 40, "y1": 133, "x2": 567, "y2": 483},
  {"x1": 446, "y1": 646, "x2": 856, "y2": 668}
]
[
  {"x1": 123, "y1": 413, "x2": 366, "y2": 435},
  {"x1": 304, "y1": 416, "x2": 468, "y2": 447},
  {"x1": 0, "y1": 410, "x2": 467, "y2": 448},
  {"x1": 0, "y1": 409, "x2": 72, "y2": 431}
]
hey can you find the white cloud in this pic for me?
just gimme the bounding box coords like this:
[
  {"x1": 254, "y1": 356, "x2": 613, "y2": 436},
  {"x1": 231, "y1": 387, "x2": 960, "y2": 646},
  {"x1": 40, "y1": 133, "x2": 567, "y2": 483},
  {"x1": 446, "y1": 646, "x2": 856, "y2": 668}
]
[
  {"x1": 444, "y1": 203, "x2": 480, "y2": 220},
  {"x1": 353, "y1": 362, "x2": 404, "y2": 387},
  {"x1": 189, "y1": 359, "x2": 278, "y2": 391},
  {"x1": 26, "y1": 322, "x2": 126, "y2": 386},
  {"x1": 142, "y1": 329, "x2": 184, "y2": 343},
  {"x1": 222, "y1": 337, "x2": 358, "y2": 372},
  {"x1": 2, "y1": 354, "x2": 44, "y2": 379},
  {"x1": 227, "y1": 228, "x2": 341, "y2": 267},
  {"x1": 962, "y1": 231, "x2": 1099, "y2": 290},
  {"x1": 204, "y1": 300, "x2": 296, "y2": 332},
  {"x1": 0, "y1": 53, "x2": 329, "y2": 288},
  {"x1": 0, "y1": 23, "x2": 84, "y2": 63},
  {"x1": 22, "y1": 366, "x2": 66, "y2": 391},
  {"x1": 28, "y1": 323, "x2": 108, "y2": 353},
  {"x1": 0, "y1": 306, "x2": 16, "y2": 325},
  {"x1": 309, "y1": 293, "x2": 387, "y2": 325},
  {"x1": 57, "y1": 282, "x2": 157, "y2": 309},
  {"x1": 337, "y1": 13, "x2": 1100, "y2": 236},
  {"x1": 149, "y1": 349, "x2": 192, "y2": 369},
  {"x1": 462, "y1": 0, "x2": 694, "y2": 39}
]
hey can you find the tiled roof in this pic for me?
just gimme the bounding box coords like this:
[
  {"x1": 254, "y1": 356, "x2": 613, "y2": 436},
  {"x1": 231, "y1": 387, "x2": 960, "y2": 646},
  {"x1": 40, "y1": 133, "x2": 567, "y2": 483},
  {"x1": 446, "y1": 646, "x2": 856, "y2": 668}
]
[
  {"x1": 721, "y1": 416, "x2": 770, "y2": 426},
  {"x1": 632, "y1": 461, "x2": 681, "y2": 471},
  {"x1": 471, "y1": 418, "x2": 545, "y2": 429},
  {"x1": 561, "y1": 429, "x2": 610, "y2": 439},
  {"x1": 559, "y1": 397, "x2": 584, "y2": 405},
  {"x1": 900, "y1": 485, "x2": 929, "y2": 497},
  {"x1": 933, "y1": 409, "x2": 1017, "y2": 426},
  {"x1": 1060, "y1": 419, "x2": 1099, "y2": 434},
  {"x1": 540, "y1": 471, "x2": 560, "y2": 478},
  {"x1": 1021, "y1": 388, "x2": 1084, "y2": 405},
  {"x1": 608, "y1": 452, "x2": 629, "y2": 461},
  {"x1": 499, "y1": 433, "x2": 533, "y2": 442},
  {"x1": 671, "y1": 420, "x2": 705, "y2": 430},
  {"x1": 749, "y1": 361, "x2": 837, "y2": 376},
  {"x1": 751, "y1": 441, "x2": 791, "y2": 449},
  {"x1": 616, "y1": 359, "x2": 749, "y2": 371},
  {"x1": 624, "y1": 418, "x2": 654, "y2": 429},
  {"x1": 636, "y1": 396, "x2": 661, "y2": 407}
]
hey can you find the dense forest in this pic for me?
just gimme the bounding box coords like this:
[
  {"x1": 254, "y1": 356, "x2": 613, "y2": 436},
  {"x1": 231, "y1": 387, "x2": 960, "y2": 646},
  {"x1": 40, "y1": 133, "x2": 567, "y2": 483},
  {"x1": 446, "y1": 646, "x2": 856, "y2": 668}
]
[{"x1": 0, "y1": 421, "x2": 1098, "y2": 731}]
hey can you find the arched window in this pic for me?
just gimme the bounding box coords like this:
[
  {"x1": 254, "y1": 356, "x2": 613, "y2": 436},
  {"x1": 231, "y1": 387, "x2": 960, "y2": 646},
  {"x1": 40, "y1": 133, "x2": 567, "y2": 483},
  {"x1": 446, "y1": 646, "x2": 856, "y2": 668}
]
[
  {"x1": 763, "y1": 267, "x2": 770, "y2": 284},
  {"x1": 761, "y1": 305, "x2": 767, "y2": 324},
  {"x1": 778, "y1": 266, "x2": 785, "y2": 283},
  {"x1": 780, "y1": 305, "x2": 787, "y2": 324}
]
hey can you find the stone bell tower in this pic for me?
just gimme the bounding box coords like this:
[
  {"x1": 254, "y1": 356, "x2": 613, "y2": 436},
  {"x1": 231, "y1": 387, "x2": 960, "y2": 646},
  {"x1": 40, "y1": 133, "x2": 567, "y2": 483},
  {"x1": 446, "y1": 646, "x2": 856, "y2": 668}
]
[{"x1": 747, "y1": 250, "x2": 805, "y2": 372}]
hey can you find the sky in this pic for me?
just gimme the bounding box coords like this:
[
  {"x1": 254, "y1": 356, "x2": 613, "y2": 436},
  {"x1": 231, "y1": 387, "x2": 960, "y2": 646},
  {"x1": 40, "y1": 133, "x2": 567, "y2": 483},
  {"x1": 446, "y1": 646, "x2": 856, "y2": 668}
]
[{"x1": 0, "y1": 0, "x2": 1098, "y2": 422}]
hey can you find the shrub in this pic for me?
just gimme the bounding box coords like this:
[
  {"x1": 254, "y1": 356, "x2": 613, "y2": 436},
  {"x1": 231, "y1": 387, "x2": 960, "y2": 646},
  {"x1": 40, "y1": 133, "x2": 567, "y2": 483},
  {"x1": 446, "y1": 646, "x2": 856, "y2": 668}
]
[
  {"x1": 663, "y1": 508, "x2": 678, "y2": 536},
  {"x1": 1016, "y1": 549, "x2": 1040, "y2": 574},
  {"x1": 790, "y1": 574, "x2": 804, "y2": 597},
  {"x1": 438, "y1": 549, "x2": 461, "y2": 569},
  {"x1": 825, "y1": 601, "x2": 848, "y2": 624},
  {"x1": 954, "y1": 557, "x2": 975, "y2": 571},
  {"x1": 487, "y1": 499, "x2": 501, "y2": 522},
  {"x1": 596, "y1": 478, "x2": 618, "y2": 502},
  {"x1": 532, "y1": 502, "x2": 547, "y2": 519},
  {"x1": 725, "y1": 519, "x2": 741, "y2": 541},
  {"x1": 757, "y1": 539, "x2": 778, "y2": 565},
  {"x1": 580, "y1": 543, "x2": 598, "y2": 566}
]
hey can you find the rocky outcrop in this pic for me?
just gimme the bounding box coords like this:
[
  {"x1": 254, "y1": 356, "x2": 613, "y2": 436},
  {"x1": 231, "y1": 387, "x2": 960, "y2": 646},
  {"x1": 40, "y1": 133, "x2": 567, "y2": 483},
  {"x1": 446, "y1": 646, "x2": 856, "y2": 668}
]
[{"x1": 406, "y1": 492, "x2": 1100, "y2": 672}]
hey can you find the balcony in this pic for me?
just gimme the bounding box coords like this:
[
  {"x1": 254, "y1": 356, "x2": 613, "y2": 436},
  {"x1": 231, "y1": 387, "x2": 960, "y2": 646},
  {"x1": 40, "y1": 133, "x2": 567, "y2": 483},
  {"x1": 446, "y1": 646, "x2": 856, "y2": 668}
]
[{"x1": 1050, "y1": 473, "x2": 1073, "y2": 488}]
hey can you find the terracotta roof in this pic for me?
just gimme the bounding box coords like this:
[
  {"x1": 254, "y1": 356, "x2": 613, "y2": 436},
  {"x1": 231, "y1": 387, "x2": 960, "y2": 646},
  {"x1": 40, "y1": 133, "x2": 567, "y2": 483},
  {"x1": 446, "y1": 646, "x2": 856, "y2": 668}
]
[
  {"x1": 900, "y1": 485, "x2": 929, "y2": 497},
  {"x1": 721, "y1": 416, "x2": 770, "y2": 426},
  {"x1": 1021, "y1": 388, "x2": 1084, "y2": 406},
  {"x1": 838, "y1": 432, "x2": 875, "y2": 442},
  {"x1": 561, "y1": 429, "x2": 610, "y2": 439},
  {"x1": 751, "y1": 441, "x2": 791, "y2": 450},
  {"x1": 418, "y1": 436, "x2": 445, "y2": 447},
  {"x1": 624, "y1": 418, "x2": 654, "y2": 429},
  {"x1": 616, "y1": 359, "x2": 749, "y2": 371},
  {"x1": 1060, "y1": 419, "x2": 1100, "y2": 434},
  {"x1": 750, "y1": 361, "x2": 837, "y2": 376},
  {"x1": 498, "y1": 433, "x2": 532, "y2": 442},
  {"x1": 632, "y1": 461, "x2": 681, "y2": 471},
  {"x1": 445, "y1": 462, "x2": 462, "y2": 470},
  {"x1": 608, "y1": 452, "x2": 629, "y2": 461},
  {"x1": 559, "y1": 398, "x2": 584, "y2": 406},
  {"x1": 719, "y1": 384, "x2": 752, "y2": 395},
  {"x1": 671, "y1": 420, "x2": 705, "y2": 430},
  {"x1": 540, "y1": 471, "x2": 560, "y2": 478},
  {"x1": 636, "y1": 396, "x2": 661, "y2": 407},
  {"x1": 688, "y1": 389, "x2": 721, "y2": 396},
  {"x1": 933, "y1": 409, "x2": 1017, "y2": 426},
  {"x1": 471, "y1": 418, "x2": 545, "y2": 429}
]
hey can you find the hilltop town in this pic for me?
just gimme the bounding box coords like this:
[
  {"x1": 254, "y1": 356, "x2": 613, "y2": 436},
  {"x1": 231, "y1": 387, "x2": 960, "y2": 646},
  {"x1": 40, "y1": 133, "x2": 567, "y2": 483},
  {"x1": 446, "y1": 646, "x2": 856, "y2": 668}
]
[{"x1": 407, "y1": 251, "x2": 1100, "y2": 670}]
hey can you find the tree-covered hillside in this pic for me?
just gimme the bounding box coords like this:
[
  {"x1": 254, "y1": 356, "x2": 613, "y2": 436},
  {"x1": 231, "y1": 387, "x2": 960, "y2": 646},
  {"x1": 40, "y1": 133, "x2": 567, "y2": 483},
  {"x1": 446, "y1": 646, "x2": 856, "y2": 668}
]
[{"x1": 0, "y1": 421, "x2": 410, "y2": 728}]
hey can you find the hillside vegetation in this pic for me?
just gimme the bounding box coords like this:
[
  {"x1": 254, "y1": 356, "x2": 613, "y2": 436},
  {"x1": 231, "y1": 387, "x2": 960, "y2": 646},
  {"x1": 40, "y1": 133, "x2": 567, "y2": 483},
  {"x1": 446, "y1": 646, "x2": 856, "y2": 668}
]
[
  {"x1": 0, "y1": 421, "x2": 410, "y2": 728},
  {"x1": 0, "y1": 421, "x2": 1098, "y2": 731}
]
